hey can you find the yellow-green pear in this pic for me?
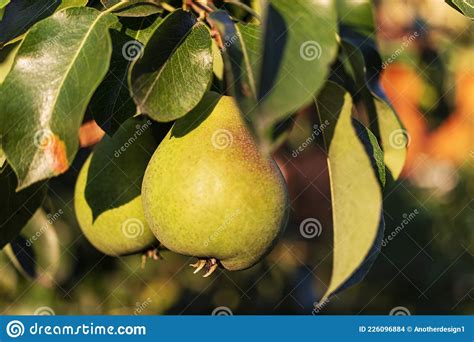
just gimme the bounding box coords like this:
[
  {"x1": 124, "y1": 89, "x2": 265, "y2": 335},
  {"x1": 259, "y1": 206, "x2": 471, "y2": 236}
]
[
  {"x1": 142, "y1": 93, "x2": 288, "y2": 275},
  {"x1": 74, "y1": 117, "x2": 162, "y2": 257}
]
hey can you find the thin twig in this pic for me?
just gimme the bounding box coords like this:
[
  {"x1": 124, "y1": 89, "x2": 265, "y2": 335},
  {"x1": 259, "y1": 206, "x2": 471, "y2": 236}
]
[
  {"x1": 161, "y1": 2, "x2": 176, "y2": 12},
  {"x1": 190, "y1": 0, "x2": 213, "y2": 14}
]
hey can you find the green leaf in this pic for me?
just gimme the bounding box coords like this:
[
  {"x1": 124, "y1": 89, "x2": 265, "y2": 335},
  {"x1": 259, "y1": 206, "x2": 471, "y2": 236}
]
[
  {"x1": 0, "y1": 147, "x2": 5, "y2": 169},
  {"x1": 123, "y1": 15, "x2": 163, "y2": 43},
  {"x1": 211, "y1": 38, "x2": 224, "y2": 82},
  {"x1": 0, "y1": 41, "x2": 19, "y2": 84},
  {"x1": 0, "y1": 0, "x2": 89, "y2": 47},
  {"x1": 208, "y1": 12, "x2": 260, "y2": 111},
  {"x1": 0, "y1": 0, "x2": 9, "y2": 20},
  {"x1": 0, "y1": 164, "x2": 47, "y2": 249},
  {"x1": 315, "y1": 81, "x2": 382, "y2": 300},
  {"x1": 335, "y1": 214, "x2": 385, "y2": 293},
  {"x1": 211, "y1": 1, "x2": 338, "y2": 150},
  {"x1": 85, "y1": 116, "x2": 171, "y2": 220},
  {"x1": 57, "y1": 0, "x2": 89, "y2": 11},
  {"x1": 446, "y1": 0, "x2": 474, "y2": 19},
  {"x1": 336, "y1": 0, "x2": 375, "y2": 36},
  {"x1": 208, "y1": 18, "x2": 294, "y2": 149},
  {"x1": 129, "y1": 9, "x2": 213, "y2": 122},
  {"x1": 373, "y1": 98, "x2": 407, "y2": 180},
  {"x1": 352, "y1": 118, "x2": 386, "y2": 188},
  {"x1": 340, "y1": 40, "x2": 407, "y2": 180},
  {"x1": 0, "y1": 42, "x2": 19, "y2": 170},
  {"x1": 0, "y1": 0, "x2": 61, "y2": 47},
  {"x1": 0, "y1": 7, "x2": 118, "y2": 190},
  {"x1": 88, "y1": 15, "x2": 162, "y2": 135},
  {"x1": 101, "y1": 0, "x2": 162, "y2": 17},
  {"x1": 257, "y1": 0, "x2": 338, "y2": 121}
]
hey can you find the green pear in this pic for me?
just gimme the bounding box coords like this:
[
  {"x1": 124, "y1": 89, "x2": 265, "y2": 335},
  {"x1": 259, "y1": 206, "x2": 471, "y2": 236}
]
[
  {"x1": 74, "y1": 117, "x2": 162, "y2": 257},
  {"x1": 142, "y1": 93, "x2": 289, "y2": 275}
]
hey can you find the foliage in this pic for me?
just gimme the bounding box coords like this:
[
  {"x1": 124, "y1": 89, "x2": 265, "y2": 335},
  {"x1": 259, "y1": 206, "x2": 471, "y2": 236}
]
[{"x1": 7, "y1": 0, "x2": 462, "y2": 302}]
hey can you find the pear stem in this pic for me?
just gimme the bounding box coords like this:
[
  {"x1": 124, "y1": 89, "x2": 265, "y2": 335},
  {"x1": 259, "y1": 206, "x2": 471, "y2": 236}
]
[
  {"x1": 141, "y1": 248, "x2": 162, "y2": 269},
  {"x1": 190, "y1": 257, "x2": 219, "y2": 277}
]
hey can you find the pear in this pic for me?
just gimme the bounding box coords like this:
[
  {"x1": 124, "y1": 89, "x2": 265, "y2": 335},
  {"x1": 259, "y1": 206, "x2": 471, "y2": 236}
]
[
  {"x1": 74, "y1": 117, "x2": 162, "y2": 257},
  {"x1": 142, "y1": 93, "x2": 289, "y2": 276}
]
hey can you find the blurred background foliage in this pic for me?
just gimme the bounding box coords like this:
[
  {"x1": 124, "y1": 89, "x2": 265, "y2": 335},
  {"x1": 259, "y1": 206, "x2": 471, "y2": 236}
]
[{"x1": 1, "y1": 0, "x2": 473, "y2": 315}]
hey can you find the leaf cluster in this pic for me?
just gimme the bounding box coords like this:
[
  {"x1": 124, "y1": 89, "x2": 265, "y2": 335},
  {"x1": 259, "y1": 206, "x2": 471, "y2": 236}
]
[{"x1": 0, "y1": 0, "x2": 422, "y2": 297}]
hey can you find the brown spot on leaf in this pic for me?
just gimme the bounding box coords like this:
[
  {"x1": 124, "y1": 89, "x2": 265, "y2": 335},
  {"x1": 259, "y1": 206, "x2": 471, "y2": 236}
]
[
  {"x1": 79, "y1": 120, "x2": 105, "y2": 147},
  {"x1": 47, "y1": 135, "x2": 68, "y2": 174}
]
